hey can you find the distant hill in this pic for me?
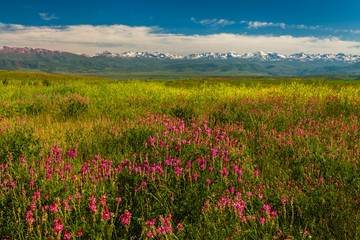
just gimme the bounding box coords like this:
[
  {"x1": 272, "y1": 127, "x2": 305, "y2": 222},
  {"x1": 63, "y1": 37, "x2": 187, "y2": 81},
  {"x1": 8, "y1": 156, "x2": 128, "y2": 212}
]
[{"x1": 0, "y1": 46, "x2": 359, "y2": 79}]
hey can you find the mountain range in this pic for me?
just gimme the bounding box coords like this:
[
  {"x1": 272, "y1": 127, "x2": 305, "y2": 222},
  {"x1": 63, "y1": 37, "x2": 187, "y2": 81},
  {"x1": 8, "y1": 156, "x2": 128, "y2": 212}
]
[
  {"x1": 96, "y1": 49, "x2": 360, "y2": 63},
  {"x1": 1, "y1": 46, "x2": 360, "y2": 79}
]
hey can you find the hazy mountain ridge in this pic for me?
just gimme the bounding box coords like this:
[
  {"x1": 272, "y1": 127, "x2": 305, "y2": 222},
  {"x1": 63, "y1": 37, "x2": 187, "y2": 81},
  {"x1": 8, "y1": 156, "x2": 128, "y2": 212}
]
[
  {"x1": 96, "y1": 50, "x2": 360, "y2": 63},
  {"x1": 2, "y1": 46, "x2": 360, "y2": 63},
  {"x1": 1, "y1": 46, "x2": 360, "y2": 79}
]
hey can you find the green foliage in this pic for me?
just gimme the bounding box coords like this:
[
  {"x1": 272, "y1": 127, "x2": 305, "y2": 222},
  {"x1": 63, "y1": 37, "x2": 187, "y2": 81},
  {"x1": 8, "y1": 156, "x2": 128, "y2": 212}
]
[
  {"x1": 0, "y1": 118, "x2": 40, "y2": 164},
  {"x1": 57, "y1": 94, "x2": 91, "y2": 118},
  {"x1": 0, "y1": 71, "x2": 360, "y2": 239}
]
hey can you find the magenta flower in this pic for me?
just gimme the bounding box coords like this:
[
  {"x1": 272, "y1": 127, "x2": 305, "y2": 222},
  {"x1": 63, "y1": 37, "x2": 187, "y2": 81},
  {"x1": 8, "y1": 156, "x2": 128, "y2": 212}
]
[
  {"x1": 25, "y1": 210, "x2": 35, "y2": 225},
  {"x1": 186, "y1": 160, "x2": 192, "y2": 167},
  {"x1": 103, "y1": 206, "x2": 111, "y2": 220},
  {"x1": 146, "y1": 230, "x2": 154, "y2": 238},
  {"x1": 120, "y1": 211, "x2": 132, "y2": 225},
  {"x1": 259, "y1": 217, "x2": 266, "y2": 224},
  {"x1": 211, "y1": 148, "x2": 217, "y2": 157},
  {"x1": 263, "y1": 204, "x2": 271, "y2": 214},
  {"x1": 50, "y1": 202, "x2": 59, "y2": 213},
  {"x1": 134, "y1": 185, "x2": 141, "y2": 192},
  {"x1": 30, "y1": 203, "x2": 36, "y2": 211},
  {"x1": 99, "y1": 193, "x2": 107, "y2": 204},
  {"x1": 76, "y1": 228, "x2": 83, "y2": 237},
  {"x1": 89, "y1": 202, "x2": 97, "y2": 213},
  {"x1": 89, "y1": 194, "x2": 97, "y2": 213},
  {"x1": 159, "y1": 213, "x2": 173, "y2": 233},
  {"x1": 34, "y1": 191, "x2": 41, "y2": 199},
  {"x1": 63, "y1": 199, "x2": 71, "y2": 211},
  {"x1": 53, "y1": 218, "x2": 63, "y2": 234},
  {"x1": 177, "y1": 222, "x2": 184, "y2": 232},
  {"x1": 146, "y1": 216, "x2": 156, "y2": 226},
  {"x1": 156, "y1": 227, "x2": 165, "y2": 235},
  {"x1": 66, "y1": 149, "x2": 77, "y2": 159},
  {"x1": 76, "y1": 192, "x2": 82, "y2": 199},
  {"x1": 64, "y1": 230, "x2": 71, "y2": 239}
]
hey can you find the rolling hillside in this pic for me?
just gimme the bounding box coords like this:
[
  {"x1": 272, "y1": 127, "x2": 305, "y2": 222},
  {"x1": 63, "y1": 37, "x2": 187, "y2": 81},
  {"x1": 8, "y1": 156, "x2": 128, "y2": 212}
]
[{"x1": 0, "y1": 46, "x2": 359, "y2": 79}]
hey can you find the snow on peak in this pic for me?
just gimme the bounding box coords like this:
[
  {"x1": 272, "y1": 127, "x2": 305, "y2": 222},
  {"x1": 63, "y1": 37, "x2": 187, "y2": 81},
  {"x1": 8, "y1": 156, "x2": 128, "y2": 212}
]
[{"x1": 90, "y1": 50, "x2": 360, "y2": 63}]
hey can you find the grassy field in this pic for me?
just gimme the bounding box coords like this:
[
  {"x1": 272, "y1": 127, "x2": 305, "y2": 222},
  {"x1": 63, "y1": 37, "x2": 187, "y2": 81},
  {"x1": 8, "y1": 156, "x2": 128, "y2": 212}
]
[{"x1": 0, "y1": 70, "x2": 360, "y2": 239}]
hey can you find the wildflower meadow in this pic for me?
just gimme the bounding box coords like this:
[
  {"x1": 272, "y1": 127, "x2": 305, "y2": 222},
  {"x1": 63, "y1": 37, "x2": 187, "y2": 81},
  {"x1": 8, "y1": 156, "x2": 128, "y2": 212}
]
[{"x1": 0, "y1": 71, "x2": 359, "y2": 239}]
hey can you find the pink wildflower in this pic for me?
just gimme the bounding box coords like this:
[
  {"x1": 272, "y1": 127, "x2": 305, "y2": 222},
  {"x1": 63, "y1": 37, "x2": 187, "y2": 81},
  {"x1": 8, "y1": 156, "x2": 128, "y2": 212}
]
[
  {"x1": 25, "y1": 210, "x2": 35, "y2": 224},
  {"x1": 89, "y1": 195, "x2": 97, "y2": 213},
  {"x1": 76, "y1": 228, "x2": 83, "y2": 237},
  {"x1": 211, "y1": 148, "x2": 217, "y2": 157},
  {"x1": 63, "y1": 199, "x2": 71, "y2": 211},
  {"x1": 177, "y1": 222, "x2": 184, "y2": 232},
  {"x1": 103, "y1": 206, "x2": 111, "y2": 220},
  {"x1": 53, "y1": 218, "x2": 63, "y2": 234},
  {"x1": 263, "y1": 204, "x2": 271, "y2": 214},
  {"x1": 76, "y1": 192, "x2": 82, "y2": 199},
  {"x1": 146, "y1": 216, "x2": 156, "y2": 226},
  {"x1": 89, "y1": 202, "x2": 97, "y2": 213},
  {"x1": 120, "y1": 211, "x2": 132, "y2": 225},
  {"x1": 50, "y1": 202, "x2": 59, "y2": 213},
  {"x1": 64, "y1": 230, "x2": 71, "y2": 239},
  {"x1": 147, "y1": 229, "x2": 154, "y2": 238}
]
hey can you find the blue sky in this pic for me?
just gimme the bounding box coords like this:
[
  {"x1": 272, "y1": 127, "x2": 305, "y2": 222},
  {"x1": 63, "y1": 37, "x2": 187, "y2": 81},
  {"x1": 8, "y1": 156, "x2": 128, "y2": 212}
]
[{"x1": 1, "y1": 0, "x2": 360, "y2": 55}]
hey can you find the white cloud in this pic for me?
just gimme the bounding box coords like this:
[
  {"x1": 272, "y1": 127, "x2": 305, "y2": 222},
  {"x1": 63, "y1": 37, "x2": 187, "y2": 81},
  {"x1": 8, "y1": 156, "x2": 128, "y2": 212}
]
[
  {"x1": 0, "y1": 22, "x2": 360, "y2": 55},
  {"x1": 334, "y1": 29, "x2": 360, "y2": 34},
  {"x1": 241, "y1": 21, "x2": 323, "y2": 31},
  {"x1": 191, "y1": 18, "x2": 235, "y2": 27},
  {"x1": 241, "y1": 21, "x2": 286, "y2": 29},
  {"x1": 39, "y1": 13, "x2": 58, "y2": 21},
  {"x1": 295, "y1": 24, "x2": 320, "y2": 30}
]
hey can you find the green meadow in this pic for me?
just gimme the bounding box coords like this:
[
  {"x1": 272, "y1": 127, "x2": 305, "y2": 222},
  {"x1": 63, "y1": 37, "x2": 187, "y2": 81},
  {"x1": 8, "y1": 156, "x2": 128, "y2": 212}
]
[{"x1": 0, "y1": 70, "x2": 360, "y2": 239}]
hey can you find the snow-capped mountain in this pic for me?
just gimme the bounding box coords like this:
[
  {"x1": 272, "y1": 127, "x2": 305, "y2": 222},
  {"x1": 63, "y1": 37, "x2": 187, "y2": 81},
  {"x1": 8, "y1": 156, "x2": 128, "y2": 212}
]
[
  {"x1": 2, "y1": 46, "x2": 360, "y2": 77},
  {"x1": 1, "y1": 46, "x2": 360, "y2": 63},
  {"x1": 95, "y1": 50, "x2": 360, "y2": 63},
  {"x1": 96, "y1": 51, "x2": 183, "y2": 60}
]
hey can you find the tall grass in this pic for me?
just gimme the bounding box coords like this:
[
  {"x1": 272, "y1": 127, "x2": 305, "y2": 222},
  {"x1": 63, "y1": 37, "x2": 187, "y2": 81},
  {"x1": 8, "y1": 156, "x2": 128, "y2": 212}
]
[{"x1": 0, "y1": 71, "x2": 360, "y2": 239}]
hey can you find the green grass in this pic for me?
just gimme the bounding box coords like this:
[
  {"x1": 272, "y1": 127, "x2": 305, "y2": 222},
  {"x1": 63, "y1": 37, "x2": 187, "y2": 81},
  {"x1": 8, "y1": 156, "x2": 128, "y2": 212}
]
[{"x1": 0, "y1": 71, "x2": 360, "y2": 239}]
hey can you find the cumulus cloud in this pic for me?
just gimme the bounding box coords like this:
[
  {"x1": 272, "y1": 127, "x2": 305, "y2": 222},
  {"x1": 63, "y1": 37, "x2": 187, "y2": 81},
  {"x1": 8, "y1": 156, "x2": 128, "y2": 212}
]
[
  {"x1": 191, "y1": 18, "x2": 235, "y2": 27},
  {"x1": 39, "y1": 13, "x2": 58, "y2": 21},
  {"x1": 0, "y1": 22, "x2": 360, "y2": 55}
]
